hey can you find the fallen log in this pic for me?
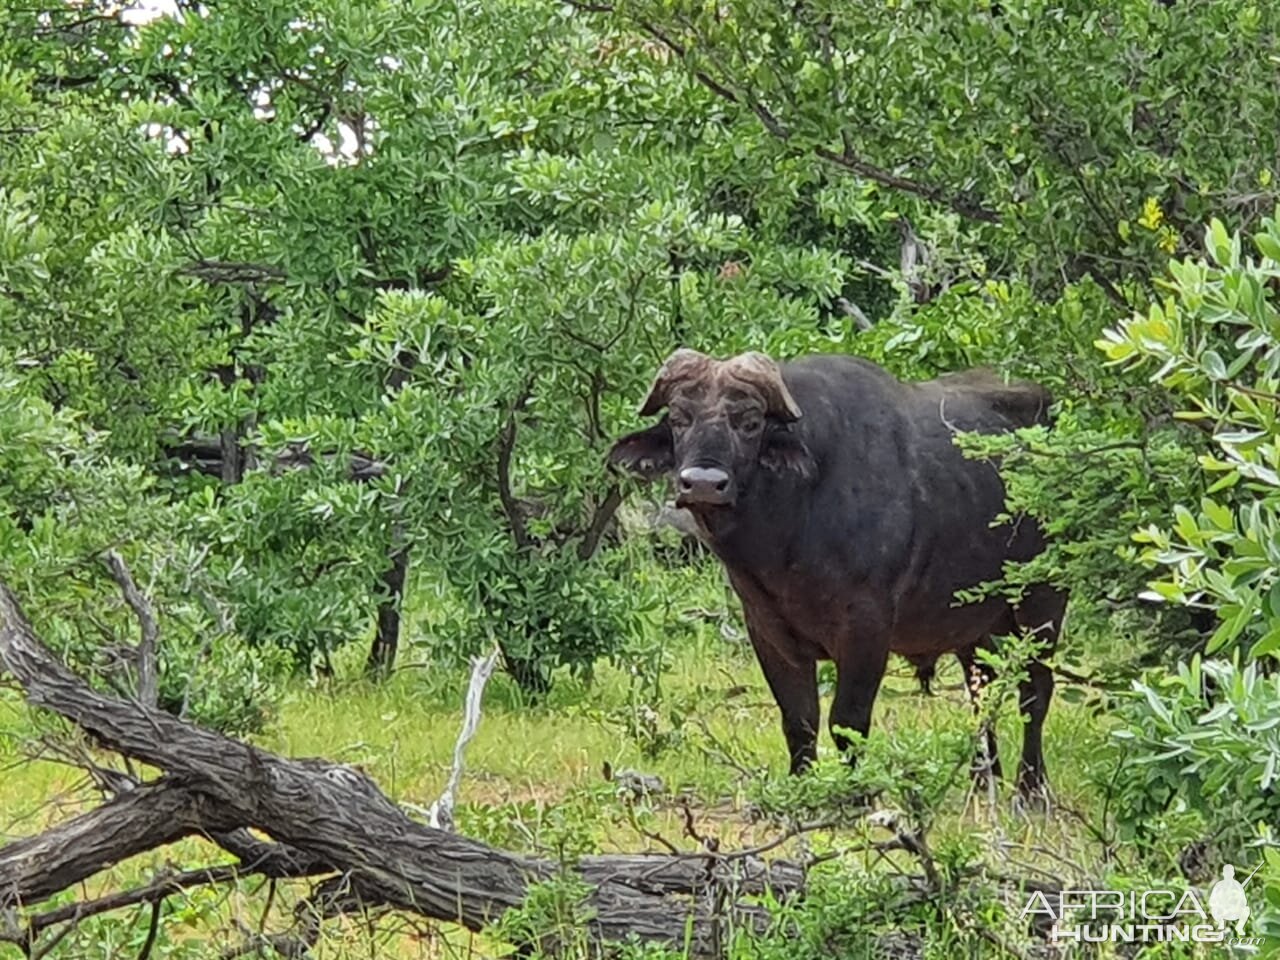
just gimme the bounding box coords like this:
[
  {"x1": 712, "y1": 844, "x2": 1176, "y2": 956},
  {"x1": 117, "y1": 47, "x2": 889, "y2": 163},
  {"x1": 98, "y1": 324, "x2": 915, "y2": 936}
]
[{"x1": 0, "y1": 585, "x2": 802, "y2": 957}]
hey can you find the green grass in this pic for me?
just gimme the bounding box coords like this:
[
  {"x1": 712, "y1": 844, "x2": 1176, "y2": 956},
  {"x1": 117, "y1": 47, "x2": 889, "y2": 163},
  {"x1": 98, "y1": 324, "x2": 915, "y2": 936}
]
[{"x1": 263, "y1": 643, "x2": 1109, "y2": 834}]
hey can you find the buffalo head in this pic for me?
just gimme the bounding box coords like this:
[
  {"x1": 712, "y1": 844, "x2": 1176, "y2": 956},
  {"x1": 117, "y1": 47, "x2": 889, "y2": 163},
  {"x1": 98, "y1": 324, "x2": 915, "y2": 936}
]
[{"x1": 607, "y1": 349, "x2": 813, "y2": 508}]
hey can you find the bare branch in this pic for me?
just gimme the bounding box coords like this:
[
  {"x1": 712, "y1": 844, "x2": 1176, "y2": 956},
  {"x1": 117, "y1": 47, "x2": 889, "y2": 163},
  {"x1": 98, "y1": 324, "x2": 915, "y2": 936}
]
[
  {"x1": 162, "y1": 437, "x2": 388, "y2": 483},
  {"x1": 177, "y1": 260, "x2": 287, "y2": 285},
  {"x1": 425, "y1": 647, "x2": 500, "y2": 831},
  {"x1": 101, "y1": 551, "x2": 159, "y2": 709},
  {"x1": 816, "y1": 148, "x2": 1000, "y2": 223},
  {"x1": 137, "y1": 900, "x2": 162, "y2": 960},
  {"x1": 835, "y1": 297, "x2": 873, "y2": 333},
  {"x1": 23, "y1": 863, "x2": 242, "y2": 941}
]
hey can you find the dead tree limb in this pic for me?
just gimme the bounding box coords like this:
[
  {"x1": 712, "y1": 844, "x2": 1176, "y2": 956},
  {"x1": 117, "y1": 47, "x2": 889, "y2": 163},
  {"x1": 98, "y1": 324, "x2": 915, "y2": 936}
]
[
  {"x1": 0, "y1": 585, "x2": 803, "y2": 956},
  {"x1": 0, "y1": 779, "x2": 236, "y2": 909},
  {"x1": 426, "y1": 646, "x2": 500, "y2": 832},
  {"x1": 159, "y1": 437, "x2": 387, "y2": 483},
  {"x1": 101, "y1": 550, "x2": 159, "y2": 708}
]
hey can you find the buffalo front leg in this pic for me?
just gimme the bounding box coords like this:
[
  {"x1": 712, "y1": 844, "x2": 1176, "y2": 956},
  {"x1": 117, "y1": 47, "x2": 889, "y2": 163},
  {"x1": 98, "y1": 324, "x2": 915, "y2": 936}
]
[
  {"x1": 829, "y1": 643, "x2": 890, "y2": 763},
  {"x1": 751, "y1": 639, "x2": 819, "y2": 775}
]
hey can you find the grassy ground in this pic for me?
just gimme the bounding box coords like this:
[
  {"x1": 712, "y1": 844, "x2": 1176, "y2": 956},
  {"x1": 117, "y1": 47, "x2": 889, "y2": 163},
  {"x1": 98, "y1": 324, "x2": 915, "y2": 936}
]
[{"x1": 1, "y1": 631, "x2": 1122, "y2": 959}]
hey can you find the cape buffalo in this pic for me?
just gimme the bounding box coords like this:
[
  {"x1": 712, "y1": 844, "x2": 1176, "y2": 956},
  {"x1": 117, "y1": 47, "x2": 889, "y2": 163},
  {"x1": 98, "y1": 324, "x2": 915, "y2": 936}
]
[{"x1": 607, "y1": 349, "x2": 1066, "y2": 797}]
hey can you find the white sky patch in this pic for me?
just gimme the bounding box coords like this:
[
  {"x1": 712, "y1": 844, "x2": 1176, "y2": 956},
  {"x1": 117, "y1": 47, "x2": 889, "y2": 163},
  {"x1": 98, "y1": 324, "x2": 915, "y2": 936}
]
[
  {"x1": 336, "y1": 121, "x2": 360, "y2": 156},
  {"x1": 142, "y1": 121, "x2": 189, "y2": 154},
  {"x1": 121, "y1": 0, "x2": 178, "y2": 25},
  {"x1": 251, "y1": 82, "x2": 278, "y2": 121}
]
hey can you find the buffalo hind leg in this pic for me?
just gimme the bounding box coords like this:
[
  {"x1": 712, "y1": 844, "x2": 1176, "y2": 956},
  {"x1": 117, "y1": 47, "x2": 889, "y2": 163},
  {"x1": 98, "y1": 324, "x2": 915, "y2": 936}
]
[
  {"x1": 830, "y1": 643, "x2": 891, "y2": 764},
  {"x1": 956, "y1": 642, "x2": 1002, "y2": 784},
  {"x1": 753, "y1": 640, "x2": 820, "y2": 775},
  {"x1": 1014, "y1": 586, "x2": 1067, "y2": 800}
]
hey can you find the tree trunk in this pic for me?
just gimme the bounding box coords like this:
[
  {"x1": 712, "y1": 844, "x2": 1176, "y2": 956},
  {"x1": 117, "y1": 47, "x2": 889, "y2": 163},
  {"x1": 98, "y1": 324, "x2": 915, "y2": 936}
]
[
  {"x1": 366, "y1": 529, "x2": 409, "y2": 677},
  {"x1": 501, "y1": 641, "x2": 553, "y2": 698},
  {"x1": 218, "y1": 426, "x2": 244, "y2": 484}
]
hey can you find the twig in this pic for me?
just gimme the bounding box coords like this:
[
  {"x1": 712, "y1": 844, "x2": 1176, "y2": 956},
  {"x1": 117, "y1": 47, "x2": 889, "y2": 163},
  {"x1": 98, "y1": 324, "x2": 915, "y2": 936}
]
[
  {"x1": 28, "y1": 920, "x2": 75, "y2": 960},
  {"x1": 24, "y1": 864, "x2": 244, "y2": 937},
  {"x1": 136, "y1": 900, "x2": 162, "y2": 960},
  {"x1": 692, "y1": 718, "x2": 761, "y2": 781},
  {"x1": 867, "y1": 810, "x2": 940, "y2": 892},
  {"x1": 681, "y1": 800, "x2": 715, "y2": 851},
  {"x1": 669, "y1": 818, "x2": 841, "y2": 865},
  {"x1": 101, "y1": 551, "x2": 159, "y2": 709},
  {"x1": 259, "y1": 878, "x2": 278, "y2": 934},
  {"x1": 623, "y1": 803, "x2": 681, "y2": 856}
]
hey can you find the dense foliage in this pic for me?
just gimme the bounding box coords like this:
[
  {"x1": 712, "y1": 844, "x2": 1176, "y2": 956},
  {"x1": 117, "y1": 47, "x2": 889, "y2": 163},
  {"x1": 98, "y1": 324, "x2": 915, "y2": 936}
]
[{"x1": 4, "y1": 0, "x2": 1280, "y2": 954}]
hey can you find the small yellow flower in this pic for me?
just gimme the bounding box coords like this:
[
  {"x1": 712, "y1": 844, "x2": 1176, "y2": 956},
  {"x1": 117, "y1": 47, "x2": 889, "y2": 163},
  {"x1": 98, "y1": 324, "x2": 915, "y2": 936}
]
[{"x1": 1138, "y1": 196, "x2": 1164, "y2": 231}]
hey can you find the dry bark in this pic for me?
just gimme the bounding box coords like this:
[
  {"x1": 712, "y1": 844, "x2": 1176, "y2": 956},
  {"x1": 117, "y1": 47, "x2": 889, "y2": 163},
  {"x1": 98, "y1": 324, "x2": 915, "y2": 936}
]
[{"x1": 0, "y1": 585, "x2": 802, "y2": 957}]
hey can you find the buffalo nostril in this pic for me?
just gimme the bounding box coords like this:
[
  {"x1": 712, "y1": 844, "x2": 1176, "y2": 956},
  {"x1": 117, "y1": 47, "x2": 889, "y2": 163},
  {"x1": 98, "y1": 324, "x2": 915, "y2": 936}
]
[{"x1": 678, "y1": 467, "x2": 732, "y2": 502}]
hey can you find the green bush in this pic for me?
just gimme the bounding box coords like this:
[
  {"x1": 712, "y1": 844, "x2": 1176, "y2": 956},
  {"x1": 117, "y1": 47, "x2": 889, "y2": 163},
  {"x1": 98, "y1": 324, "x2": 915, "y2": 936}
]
[
  {"x1": 1102, "y1": 211, "x2": 1280, "y2": 662},
  {"x1": 1108, "y1": 657, "x2": 1280, "y2": 860}
]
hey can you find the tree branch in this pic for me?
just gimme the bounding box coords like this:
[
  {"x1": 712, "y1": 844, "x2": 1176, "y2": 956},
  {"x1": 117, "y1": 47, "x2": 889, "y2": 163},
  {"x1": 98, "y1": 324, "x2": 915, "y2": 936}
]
[
  {"x1": 0, "y1": 584, "x2": 805, "y2": 956},
  {"x1": 177, "y1": 260, "x2": 287, "y2": 285},
  {"x1": 564, "y1": 1, "x2": 1001, "y2": 223},
  {"x1": 23, "y1": 863, "x2": 243, "y2": 940},
  {"x1": 815, "y1": 148, "x2": 1000, "y2": 223},
  {"x1": 497, "y1": 384, "x2": 535, "y2": 550},
  {"x1": 578, "y1": 486, "x2": 623, "y2": 561},
  {"x1": 423, "y1": 647, "x2": 500, "y2": 831},
  {"x1": 0, "y1": 779, "x2": 238, "y2": 910},
  {"x1": 101, "y1": 551, "x2": 159, "y2": 709},
  {"x1": 835, "y1": 297, "x2": 873, "y2": 332}
]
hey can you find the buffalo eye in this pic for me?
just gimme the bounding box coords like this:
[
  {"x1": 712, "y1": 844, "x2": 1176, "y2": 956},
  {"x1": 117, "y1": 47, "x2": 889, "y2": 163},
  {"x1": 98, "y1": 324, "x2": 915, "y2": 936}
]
[
  {"x1": 738, "y1": 414, "x2": 763, "y2": 435},
  {"x1": 668, "y1": 409, "x2": 692, "y2": 430}
]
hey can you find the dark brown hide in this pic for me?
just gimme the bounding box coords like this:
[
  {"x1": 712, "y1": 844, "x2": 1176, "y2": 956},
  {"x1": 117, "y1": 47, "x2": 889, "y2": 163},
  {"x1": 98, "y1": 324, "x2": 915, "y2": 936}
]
[{"x1": 609, "y1": 352, "x2": 1065, "y2": 796}]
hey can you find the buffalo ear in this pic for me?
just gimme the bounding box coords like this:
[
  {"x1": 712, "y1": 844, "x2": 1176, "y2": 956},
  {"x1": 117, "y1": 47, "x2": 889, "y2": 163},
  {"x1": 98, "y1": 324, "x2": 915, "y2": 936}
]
[
  {"x1": 759, "y1": 425, "x2": 815, "y2": 478},
  {"x1": 606, "y1": 419, "x2": 674, "y2": 479}
]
